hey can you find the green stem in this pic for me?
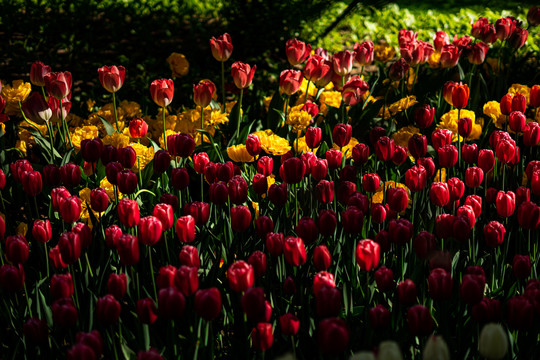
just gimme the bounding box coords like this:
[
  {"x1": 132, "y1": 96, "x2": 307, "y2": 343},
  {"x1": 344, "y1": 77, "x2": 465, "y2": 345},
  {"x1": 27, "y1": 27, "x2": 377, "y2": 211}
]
[
  {"x1": 46, "y1": 121, "x2": 55, "y2": 163},
  {"x1": 43, "y1": 242, "x2": 49, "y2": 279},
  {"x1": 304, "y1": 79, "x2": 311, "y2": 102},
  {"x1": 235, "y1": 89, "x2": 244, "y2": 140},
  {"x1": 200, "y1": 106, "x2": 205, "y2": 143},
  {"x1": 162, "y1": 106, "x2": 168, "y2": 150},
  {"x1": 60, "y1": 99, "x2": 73, "y2": 149},
  {"x1": 23, "y1": 283, "x2": 33, "y2": 317},
  {"x1": 148, "y1": 246, "x2": 158, "y2": 300},
  {"x1": 18, "y1": 101, "x2": 44, "y2": 136},
  {"x1": 112, "y1": 92, "x2": 120, "y2": 132}
]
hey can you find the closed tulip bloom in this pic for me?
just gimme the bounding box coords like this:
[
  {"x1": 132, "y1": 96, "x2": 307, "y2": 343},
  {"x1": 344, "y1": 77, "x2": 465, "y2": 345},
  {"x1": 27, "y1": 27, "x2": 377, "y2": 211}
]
[
  {"x1": 195, "y1": 287, "x2": 222, "y2": 320},
  {"x1": 354, "y1": 40, "x2": 375, "y2": 65},
  {"x1": 407, "y1": 305, "x2": 434, "y2": 337},
  {"x1": 285, "y1": 38, "x2": 311, "y2": 66},
  {"x1": 280, "y1": 157, "x2": 305, "y2": 184},
  {"x1": 51, "y1": 298, "x2": 77, "y2": 328},
  {"x1": 316, "y1": 180, "x2": 334, "y2": 204},
  {"x1": 333, "y1": 123, "x2": 352, "y2": 147},
  {"x1": 117, "y1": 198, "x2": 140, "y2": 227},
  {"x1": 370, "y1": 203, "x2": 387, "y2": 224},
  {"x1": 105, "y1": 162, "x2": 122, "y2": 185},
  {"x1": 107, "y1": 273, "x2": 127, "y2": 299},
  {"x1": 129, "y1": 118, "x2": 148, "y2": 138},
  {"x1": 117, "y1": 234, "x2": 140, "y2": 265},
  {"x1": 313, "y1": 245, "x2": 332, "y2": 271},
  {"x1": 251, "y1": 322, "x2": 273, "y2": 351},
  {"x1": 177, "y1": 246, "x2": 200, "y2": 269},
  {"x1": 174, "y1": 265, "x2": 199, "y2": 296},
  {"x1": 467, "y1": 42, "x2": 489, "y2": 65},
  {"x1": 241, "y1": 287, "x2": 266, "y2": 322},
  {"x1": 513, "y1": 255, "x2": 531, "y2": 279},
  {"x1": 374, "y1": 266, "x2": 394, "y2": 292},
  {"x1": 230, "y1": 205, "x2": 251, "y2": 232},
  {"x1": 5, "y1": 235, "x2": 29, "y2": 264},
  {"x1": 311, "y1": 158, "x2": 328, "y2": 181},
  {"x1": 96, "y1": 294, "x2": 121, "y2": 325},
  {"x1": 508, "y1": 111, "x2": 526, "y2": 133},
  {"x1": 49, "y1": 246, "x2": 68, "y2": 269},
  {"x1": 440, "y1": 44, "x2": 461, "y2": 68},
  {"x1": 244, "y1": 134, "x2": 261, "y2": 157},
  {"x1": 451, "y1": 83, "x2": 469, "y2": 109},
  {"x1": 193, "y1": 80, "x2": 216, "y2": 108},
  {"x1": 314, "y1": 273, "x2": 337, "y2": 296},
  {"x1": 175, "y1": 215, "x2": 196, "y2": 243},
  {"x1": 156, "y1": 265, "x2": 176, "y2": 289},
  {"x1": 524, "y1": 122, "x2": 540, "y2": 147},
  {"x1": 231, "y1": 61, "x2": 256, "y2": 89},
  {"x1": 169, "y1": 133, "x2": 196, "y2": 158},
  {"x1": 265, "y1": 232, "x2": 284, "y2": 257},
  {"x1": 342, "y1": 75, "x2": 370, "y2": 106},
  {"x1": 137, "y1": 298, "x2": 158, "y2": 324},
  {"x1": 369, "y1": 304, "x2": 390, "y2": 330},
  {"x1": 496, "y1": 191, "x2": 515, "y2": 217},
  {"x1": 227, "y1": 175, "x2": 248, "y2": 205},
  {"x1": 430, "y1": 182, "x2": 450, "y2": 207},
  {"x1": 158, "y1": 287, "x2": 186, "y2": 320},
  {"x1": 355, "y1": 239, "x2": 380, "y2": 271},
  {"x1": 295, "y1": 216, "x2": 318, "y2": 245},
  {"x1": 279, "y1": 69, "x2": 303, "y2": 96},
  {"x1": 397, "y1": 279, "x2": 417, "y2": 306},
  {"x1": 150, "y1": 79, "x2": 174, "y2": 107},
  {"x1": 280, "y1": 313, "x2": 300, "y2": 336},
  {"x1": 58, "y1": 231, "x2": 81, "y2": 265},
  {"x1": 375, "y1": 136, "x2": 395, "y2": 162},
  {"x1": 342, "y1": 206, "x2": 364, "y2": 234},
  {"x1": 317, "y1": 318, "x2": 349, "y2": 355},
  {"x1": 484, "y1": 221, "x2": 505, "y2": 247},
  {"x1": 104, "y1": 225, "x2": 122, "y2": 249},
  {"x1": 23, "y1": 317, "x2": 48, "y2": 346},
  {"x1": 326, "y1": 149, "x2": 343, "y2": 170},
  {"x1": 417, "y1": 158, "x2": 435, "y2": 180},
  {"x1": 479, "y1": 323, "x2": 508, "y2": 360},
  {"x1": 22, "y1": 92, "x2": 52, "y2": 123},
  {"x1": 428, "y1": 268, "x2": 453, "y2": 301},
  {"x1": 352, "y1": 143, "x2": 369, "y2": 165},
  {"x1": 193, "y1": 152, "x2": 210, "y2": 174},
  {"x1": 458, "y1": 117, "x2": 473, "y2": 138},
  {"x1": 116, "y1": 169, "x2": 138, "y2": 194},
  {"x1": 138, "y1": 216, "x2": 163, "y2": 246},
  {"x1": 388, "y1": 218, "x2": 413, "y2": 246},
  {"x1": 462, "y1": 143, "x2": 478, "y2": 164},
  {"x1": 332, "y1": 50, "x2": 354, "y2": 76},
  {"x1": 44, "y1": 71, "x2": 72, "y2": 100},
  {"x1": 499, "y1": 94, "x2": 513, "y2": 115},
  {"x1": 388, "y1": 58, "x2": 410, "y2": 81},
  {"x1": 431, "y1": 129, "x2": 452, "y2": 152},
  {"x1": 248, "y1": 251, "x2": 267, "y2": 278},
  {"x1": 72, "y1": 332, "x2": 103, "y2": 356},
  {"x1": 472, "y1": 298, "x2": 502, "y2": 324},
  {"x1": 507, "y1": 296, "x2": 534, "y2": 330},
  {"x1": 414, "y1": 104, "x2": 435, "y2": 129},
  {"x1": 228, "y1": 260, "x2": 254, "y2": 292},
  {"x1": 32, "y1": 219, "x2": 52, "y2": 244},
  {"x1": 98, "y1": 65, "x2": 125, "y2": 93},
  {"x1": 517, "y1": 201, "x2": 540, "y2": 229},
  {"x1": 152, "y1": 203, "x2": 174, "y2": 231},
  {"x1": 405, "y1": 165, "x2": 427, "y2": 193},
  {"x1": 465, "y1": 167, "x2": 484, "y2": 188},
  {"x1": 408, "y1": 134, "x2": 427, "y2": 159},
  {"x1": 318, "y1": 209, "x2": 337, "y2": 236},
  {"x1": 268, "y1": 183, "x2": 288, "y2": 206},
  {"x1": 478, "y1": 149, "x2": 495, "y2": 173},
  {"x1": 170, "y1": 168, "x2": 189, "y2": 191},
  {"x1": 30, "y1": 61, "x2": 51, "y2": 86},
  {"x1": 210, "y1": 33, "x2": 233, "y2": 62},
  {"x1": 89, "y1": 188, "x2": 109, "y2": 213},
  {"x1": 283, "y1": 236, "x2": 307, "y2": 267},
  {"x1": 438, "y1": 144, "x2": 458, "y2": 168},
  {"x1": 362, "y1": 173, "x2": 381, "y2": 193},
  {"x1": 387, "y1": 187, "x2": 408, "y2": 213},
  {"x1": 508, "y1": 27, "x2": 528, "y2": 49},
  {"x1": 21, "y1": 170, "x2": 42, "y2": 197},
  {"x1": 183, "y1": 202, "x2": 210, "y2": 227}
]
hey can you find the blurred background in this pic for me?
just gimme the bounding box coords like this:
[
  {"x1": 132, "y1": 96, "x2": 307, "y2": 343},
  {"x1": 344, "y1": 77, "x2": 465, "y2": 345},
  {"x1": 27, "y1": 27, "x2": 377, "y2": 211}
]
[{"x1": 0, "y1": 0, "x2": 536, "y2": 111}]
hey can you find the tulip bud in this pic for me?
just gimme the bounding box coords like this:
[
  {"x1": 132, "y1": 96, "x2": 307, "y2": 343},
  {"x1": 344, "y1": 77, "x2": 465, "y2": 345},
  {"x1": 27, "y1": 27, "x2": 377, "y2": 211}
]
[
  {"x1": 23, "y1": 317, "x2": 48, "y2": 346},
  {"x1": 118, "y1": 198, "x2": 140, "y2": 227},
  {"x1": 231, "y1": 61, "x2": 256, "y2": 89},
  {"x1": 210, "y1": 33, "x2": 233, "y2": 62},
  {"x1": 317, "y1": 318, "x2": 349, "y2": 355},
  {"x1": 295, "y1": 216, "x2": 318, "y2": 245},
  {"x1": 183, "y1": 202, "x2": 210, "y2": 227},
  {"x1": 375, "y1": 136, "x2": 395, "y2": 162},
  {"x1": 193, "y1": 80, "x2": 216, "y2": 108},
  {"x1": 158, "y1": 287, "x2": 186, "y2": 319},
  {"x1": 283, "y1": 236, "x2": 307, "y2": 267},
  {"x1": 512, "y1": 255, "x2": 531, "y2": 279},
  {"x1": 397, "y1": 279, "x2": 417, "y2": 306},
  {"x1": 50, "y1": 273, "x2": 74, "y2": 300},
  {"x1": 52, "y1": 297, "x2": 78, "y2": 328},
  {"x1": 428, "y1": 268, "x2": 453, "y2": 301},
  {"x1": 231, "y1": 205, "x2": 251, "y2": 232},
  {"x1": 58, "y1": 231, "x2": 81, "y2": 264},
  {"x1": 90, "y1": 188, "x2": 109, "y2": 213},
  {"x1": 369, "y1": 304, "x2": 390, "y2": 330},
  {"x1": 355, "y1": 239, "x2": 380, "y2": 271},
  {"x1": 175, "y1": 215, "x2": 196, "y2": 243},
  {"x1": 374, "y1": 266, "x2": 394, "y2": 292},
  {"x1": 107, "y1": 273, "x2": 127, "y2": 299},
  {"x1": 228, "y1": 260, "x2": 254, "y2": 292},
  {"x1": 305, "y1": 126, "x2": 323, "y2": 150},
  {"x1": 170, "y1": 167, "x2": 189, "y2": 191},
  {"x1": 318, "y1": 209, "x2": 337, "y2": 236},
  {"x1": 117, "y1": 234, "x2": 140, "y2": 265}
]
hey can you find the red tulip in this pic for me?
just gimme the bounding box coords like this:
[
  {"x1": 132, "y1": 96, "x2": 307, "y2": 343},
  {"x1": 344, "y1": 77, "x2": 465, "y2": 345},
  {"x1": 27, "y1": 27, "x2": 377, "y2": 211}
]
[
  {"x1": 405, "y1": 165, "x2": 427, "y2": 193},
  {"x1": 508, "y1": 27, "x2": 528, "y2": 49},
  {"x1": 158, "y1": 287, "x2": 186, "y2": 320},
  {"x1": 413, "y1": 105, "x2": 435, "y2": 129},
  {"x1": 50, "y1": 273, "x2": 74, "y2": 299},
  {"x1": 316, "y1": 180, "x2": 334, "y2": 204},
  {"x1": 231, "y1": 61, "x2": 256, "y2": 89},
  {"x1": 248, "y1": 251, "x2": 267, "y2": 278},
  {"x1": 242, "y1": 287, "x2": 266, "y2": 322},
  {"x1": 285, "y1": 38, "x2": 311, "y2": 66},
  {"x1": 397, "y1": 279, "x2": 417, "y2": 306},
  {"x1": 341, "y1": 75, "x2": 369, "y2": 106},
  {"x1": 153, "y1": 203, "x2": 174, "y2": 230},
  {"x1": 58, "y1": 231, "x2": 82, "y2": 264},
  {"x1": 496, "y1": 191, "x2": 515, "y2": 217},
  {"x1": 44, "y1": 71, "x2": 72, "y2": 100},
  {"x1": 104, "y1": 225, "x2": 122, "y2": 249},
  {"x1": 428, "y1": 268, "x2": 453, "y2": 301},
  {"x1": 362, "y1": 173, "x2": 381, "y2": 193},
  {"x1": 295, "y1": 216, "x2": 318, "y2": 245},
  {"x1": 266, "y1": 232, "x2": 284, "y2": 257},
  {"x1": 22, "y1": 92, "x2": 52, "y2": 123},
  {"x1": 509, "y1": 111, "x2": 526, "y2": 133},
  {"x1": 472, "y1": 298, "x2": 502, "y2": 323},
  {"x1": 387, "y1": 187, "x2": 408, "y2": 213},
  {"x1": 193, "y1": 80, "x2": 216, "y2": 108},
  {"x1": 227, "y1": 260, "x2": 254, "y2": 292},
  {"x1": 96, "y1": 294, "x2": 121, "y2": 325},
  {"x1": 507, "y1": 296, "x2": 534, "y2": 330},
  {"x1": 279, "y1": 69, "x2": 302, "y2": 96},
  {"x1": 174, "y1": 265, "x2": 199, "y2": 296},
  {"x1": 341, "y1": 206, "x2": 364, "y2": 234},
  {"x1": 107, "y1": 273, "x2": 127, "y2": 299},
  {"x1": 369, "y1": 304, "x2": 390, "y2": 330},
  {"x1": 326, "y1": 149, "x2": 343, "y2": 169},
  {"x1": 23, "y1": 317, "x2": 48, "y2": 346},
  {"x1": 283, "y1": 236, "x2": 307, "y2": 267},
  {"x1": 251, "y1": 323, "x2": 273, "y2": 351},
  {"x1": 524, "y1": 122, "x2": 540, "y2": 147},
  {"x1": 388, "y1": 218, "x2": 413, "y2": 246},
  {"x1": 118, "y1": 198, "x2": 140, "y2": 227},
  {"x1": 430, "y1": 182, "x2": 450, "y2": 207},
  {"x1": 195, "y1": 287, "x2": 222, "y2": 320},
  {"x1": 193, "y1": 152, "x2": 210, "y2": 174},
  {"x1": 316, "y1": 286, "x2": 341, "y2": 317},
  {"x1": 98, "y1": 65, "x2": 125, "y2": 93},
  {"x1": 389, "y1": 58, "x2": 410, "y2": 81},
  {"x1": 355, "y1": 239, "x2": 380, "y2": 271},
  {"x1": 210, "y1": 33, "x2": 233, "y2": 62},
  {"x1": 375, "y1": 136, "x2": 395, "y2": 162},
  {"x1": 318, "y1": 209, "x2": 337, "y2": 236},
  {"x1": 230, "y1": 205, "x2": 251, "y2": 232},
  {"x1": 354, "y1": 40, "x2": 374, "y2": 65},
  {"x1": 332, "y1": 123, "x2": 352, "y2": 147},
  {"x1": 438, "y1": 144, "x2": 458, "y2": 168},
  {"x1": 32, "y1": 219, "x2": 52, "y2": 244},
  {"x1": 462, "y1": 143, "x2": 479, "y2": 164},
  {"x1": 513, "y1": 255, "x2": 531, "y2": 279},
  {"x1": 138, "y1": 216, "x2": 163, "y2": 246},
  {"x1": 52, "y1": 298, "x2": 77, "y2": 328},
  {"x1": 280, "y1": 313, "x2": 300, "y2": 336},
  {"x1": 332, "y1": 50, "x2": 354, "y2": 76},
  {"x1": 313, "y1": 245, "x2": 332, "y2": 271},
  {"x1": 137, "y1": 297, "x2": 158, "y2": 324},
  {"x1": 374, "y1": 266, "x2": 394, "y2": 292},
  {"x1": 150, "y1": 79, "x2": 174, "y2": 107},
  {"x1": 465, "y1": 167, "x2": 484, "y2": 188},
  {"x1": 175, "y1": 215, "x2": 196, "y2": 243},
  {"x1": 317, "y1": 318, "x2": 349, "y2": 355},
  {"x1": 116, "y1": 234, "x2": 140, "y2": 265},
  {"x1": 30, "y1": 61, "x2": 51, "y2": 87},
  {"x1": 407, "y1": 305, "x2": 434, "y2": 336}
]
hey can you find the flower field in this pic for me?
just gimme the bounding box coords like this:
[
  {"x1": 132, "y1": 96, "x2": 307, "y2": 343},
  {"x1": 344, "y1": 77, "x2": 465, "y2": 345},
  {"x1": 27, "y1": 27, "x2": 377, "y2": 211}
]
[{"x1": 1, "y1": 5, "x2": 540, "y2": 360}]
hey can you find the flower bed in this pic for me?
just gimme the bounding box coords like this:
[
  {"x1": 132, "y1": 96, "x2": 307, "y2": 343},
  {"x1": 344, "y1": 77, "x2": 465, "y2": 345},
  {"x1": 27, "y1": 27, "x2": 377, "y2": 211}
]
[{"x1": 0, "y1": 6, "x2": 539, "y2": 360}]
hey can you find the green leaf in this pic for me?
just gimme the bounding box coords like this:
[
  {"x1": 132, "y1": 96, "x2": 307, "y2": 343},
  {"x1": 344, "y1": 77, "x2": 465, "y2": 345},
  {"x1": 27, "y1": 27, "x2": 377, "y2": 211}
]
[
  {"x1": 228, "y1": 101, "x2": 241, "y2": 143},
  {"x1": 210, "y1": 99, "x2": 221, "y2": 111},
  {"x1": 98, "y1": 115, "x2": 115, "y2": 136},
  {"x1": 147, "y1": 137, "x2": 163, "y2": 153},
  {"x1": 61, "y1": 148, "x2": 74, "y2": 166},
  {"x1": 39, "y1": 290, "x2": 53, "y2": 327}
]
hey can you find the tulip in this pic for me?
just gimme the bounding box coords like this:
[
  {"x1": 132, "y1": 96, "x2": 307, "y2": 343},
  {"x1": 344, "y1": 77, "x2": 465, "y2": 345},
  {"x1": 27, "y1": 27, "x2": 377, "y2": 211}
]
[
  {"x1": 89, "y1": 188, "x2": 109, "y2": 213},
  {"x1": 405, "y1": 165, "x2": 427, "y2": 193},
  {"x1": 116, "y1": 234, "x2": 140, "y2": 265},
  {"x1": 354, "y1": 40, "x2": 374, "y2": 65},
  {"x1": 355, "y1": 239, "x2": 380, "y2": 271},
  {"x1": 107, "y1": 273, "x2": 127, "y2": 299},
  {"x1": 279, "y1": 69, "x2": 302, "y2": 96},
  {"x1": 248, "y1": 251, "x2": 267, "y2": 278},
  {"x1": 374, "y1": 266, "x2": 394, "y2": 292},
  {"x1": 512, "y1": 255, "x2": 531, "y2": 279},
  {"x1": 116, "y1": 169, "x2": 138, "y2": 195},
  {"x1": 375, "y1": 136, "x2": 395, "y2": 162},
  {"x1": 316, "y1": 284, "x2": 341, "y2": 317},
  {"x1": 193, "y1": 80, "x2": 216, "y2": 108},
  {"x1": 168, "y1": 133, "x2": 195, "y2": 158},
  {"x1": 408, "y1": 134, "x2": 427, "y2": 159},
  {"x1": 105, "y1": 162, "x2": 122, "y2": 185},
  {"x1": 428, "y1": 268, "x2": 453, "y2": 301},
  {"x1": 430, "y1": 182, "x2": 450, "y2": 207},
  {"x1": 283, "y1": 236, "x2": 307, "y2": 267},
  {"x1": 341, "y1": 75, "x2": 370, "y2": 106},
  {"x1": 479, "y1": 323, "x2": 508, "y2": 360},
  {"x1": 137, "y1": 298, "x2": 158, "y2": 324},
  {"x1": 58, "y1": 231, "x2": 81, "y2": 264},
  {"x1": 317, "y1": 318, "x2": 349, "y2": 355},
  {"x1": 388, "y1": 218, "x2": 413, "y2": 246},
  {"x1": 183, "y1": 202, "x2": 210, "y2": 227},
  {"x1": 413, "y1": 105, "x2": 435, "y2": 129},
  {"x1": 30, "y1": 61, "x2": 51, "y2": 87},
  {"x1": 508, "y1": 27, "x2": 528, "y2": 49},
  {"x1": 268, "y1": 183, "x2": 287, "y2": 206},
  {"x1": 333, "y1": 123, "x2": 352, "y2": 147},
  {"x1": 407, "y1": 305, "x2": 434, "y2": 337},
  {"x1": 104, "y1": 225, "x2": 122, "y2": 249},
  {"x1": 228, "y1": 260, "x2": 254, "y2": 292},
  {"x1": 60, "y1": 162, "x2": 81, "y2": 188},
  {"x1": 507, "y1": 296, "x2": 534, "y2": 330},
  {"x1": 137, "y1": 216, "x2": 163, "y2": 246},
  {"x1": 508, "y1": 111, "x2": 526, "y2": 133},
  {"x1": 210, "y1": 33, "x2": 233, "y2": 62},
  {"x1": 462, "y1": 143, "x2": 478, "y2": 164},
  {"x1": 369, "y1": 305, "x2": 390, "y2": 330},
  {"x1": 352, "y1": 143, "x2": 369, "y2": 165},
  {"x1": 174, "y1": 265, "x2": 199, "y2": 296},
  {"x1": 156, "y1": 265, "x2": 176, "y2": 290},
  {"x1": 313, "y1": 245, "x2": 332, "y2": 271},
  {"x1": 342, "y1": 206, "x2": 364, "y2": 234},
  {"x1": 158, "y1": 287, "x2": 186, "y2": 320},
  {"x1": 128, "y1": 118, "x2": 148, "y2": 139},
  {"x1": 50, "y1": 273, "x2": 74, "y2": 299},
  {"x1": 137, "y1": 348, "x2": 163, "y2": 360},
  {"x1": 193, "y1": 287, "x2": 221, "y2": 321},
  {"x1": 193, "y1": 152, "x2": 210, "y2": 174},
  {"x1": 438, "y1": 144, "x2": 458, "y2": 168},
  {"x1": 362, "y1": 173, "x2": 381, "y2": 193},
  {"x1": 440, "y1": 44, "x2": 461, "y2": 68},
  {"x1": 460, "y1": 273, "x2": 485, "y2": 305},
  {"x1": 96, "y1": 294, "x2": 121, "y2": 325},
  {"x1": 387, "y1": 187, "x2": 408, "y2": 213},
  {"x1": 294, "y1": 216, "x2": 317, "y2": 245},
  {"x1": 175, "y1": 215, "x2": 196, "y2": 243},
  {"x1": 397, "y1": 279, "x2": 417, "y2": 306},
  {"x1": 241, "y1": 287, "x2": 266, "y2": 322},
  {"x1": 22, "y1": 92, "x2": 52, "y2": 123},
  {"x1": 451, "y1": 83, "x2": 469, "y2": 109},
  {"x1": 496, "y1": 191, "x2": 515, "y2": 217},
  {"x1": 251, "y1": 323, "x2": 273, "y2": 351},
  {"x1": 52, "y1": 298, "x2": 78, "y2": 328},
  {"x1": 280, "y1": 313, "x2": 300, "y2": 336},
  {"x1": 265, "y1": 232, "x2": 284, "y2": 258},
  {"x1": 280, "y1": 157, "x2": 305, "y2": 184},
  {"x1": 44, "y1": 71, "x2": 72, "y2": 100},
  {"x1": 150, "y1": 79, "x2": 174, "y2": 107},
  {"x1": 230, "y1": 205, "x2": 251, "y2": 232},
  {"x1": 318, "y1": 209, "x2": 337, "y2": 236},
  {"x1": 23, "y1": 317, "x2": 48, "y2": 346},
  {"x1": 117, "y1": 198, "x2": 140, "y2": 228},
  {"x1": 231, "y1": 61, "x2": 256, "y2": 89},
  {"x1": 32, "y1": 219, "x2": 52, "y2": 244},
  {"x1": 464, "y1": 167, "x2": 484, "y2": 188},
  {"x1": 524, "y1": 122, "x2": 540, "y2": 147},
  {"x1": 285, "y1": 38, "x2": 311, "y2": 66},
  {"x1": 388, "y1": 58, "x2": 410, "y2": 81}
]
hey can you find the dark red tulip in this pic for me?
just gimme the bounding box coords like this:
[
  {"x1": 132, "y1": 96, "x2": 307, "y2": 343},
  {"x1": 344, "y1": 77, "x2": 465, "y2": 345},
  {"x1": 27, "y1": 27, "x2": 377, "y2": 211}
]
[
  {"x1": 388, "y1": 218, "x2": 413, "y2": 246},
  {"x1": 268, "y1": 183, "x2": 287, "y2": 206},
  {"x1": 248, "y1": 251, "x2": 267, "y2": 278},
  {"x1": 254, "y1": 216, "x2": 274, "y2": 239},
  {"x1": 296, "y1": 216, "x2": 318, "y2": 245},
  {"x1": 158, "y1": 287, "x2": 186, "y2": 320},
  {"x1": 116, "y1": 234, "x2": 140, "y2": 265},
  {"x1": 193, "y1": 153, "x2": 210, "y2": 174},
  {"x1": 369, "y1": 304, "x2": 390, "y2": 330},
  {"x1": 182, "y1": 202, "x2": 210, "y2": 227},
  {"x1": 405, "y1": 165, "x2": 427, "y2": 193},
  {"x1": 107, "y1": 273, "x2": 127, "y2": 299},
  {"x1": 5, "y1": 235, "x2": 29, "y2": 264},
  {"x1": 179, "y1": 245, "x2": 201, "y2": 269},
  {"x1": 266, "y1": 232, "x2": 284, "y2": 257},
  {"x1": 152, "y1": 203, "x2": 174, "y2": 231},
  {"x1": 387, "y1": 187, "x2": 408, "y2": 213},
  {"x1": 431, "y1": 129, "x2": 453, "y2": 151},
  {"x1": 462, "y1": 143, "x2": 478, "y2": 164},
  {"x1": 342, "y1": 206, "x2": 364, "y2": 234},
  {"x1": 195, "y1": 288, "x2": 222, "y2": 321},
  {"x1": 105, "y1": 162, "x2": 123, "y2": 185},
  {"x1": 417, "y1": 157, "x2": 436, "y2": 178},
  {"x1": 313, "y1": 245, "x2": 332, "y2": 271},
  {"x1": 44, "y1": 71, "x2": 72, "y2": 100},
  {"x1": 209, "y1": 181, "x2": 229, "y2": 205},
  {"x1": 362, "y1": 173, "x2": 381, "y2": 193},
  {"x1": 316, "y1": 285, "x2": 341, "y2": 317},
  {"x1": 137, "y1": 297, "x2": 158, "y2": 324},
  {"x1": 430, "y1": 182, "x2": 450, "y2": 207},
  {"x1": 242, "y1": 287, "x2": 266, "y2": 322},
  {"x1": 104, "y1": 225, "x2": 122, "y2": 249},
  {"x1": 414, "y1": 104, "x2": 435, "y2": 128},
  {"x1": 227, "y1": 260, "x2": 254, "y2": 292},
  {"x1": 283, "y1": 236, "x2": 307, "y2": 267},
  {"x1": 407, "y1": 305, "x2": 434, "y2": 336},
  {"x1": 118, "y1": 198, "x2": 140, "y2": 227},
  {"x1": 227, "y1": 175, "x2": 248, "y2": 205},
  {"x1": 316, "y1": 180, "x2": 334, "y2": 204},
  {"x1": 50, "y1": 273, "x2": 74, "y2": 300},
  {"x1": 280, "y1": 157, "x2": 305, "y2": 184},
  {"x1": 318, "y1": 209, "x2": 337, "y2": 236},
  {"x1": 352, "y1": 143, "x2": 369, "y2": 165},
  {"x1": 305, "y1": 127, "x2": 322, "y2": 150},
  {"x1": 251, "y1": 322, "x2": 274, "y2": 351},
  {"x1": 513, "y1": 255, "x2": 531, "y2": 279},
  {"x1": 32, "y1": 219, "x2": 52, "y2": 244},
  {"x1": 231, "y1": 205, "x2": 251, "y2": 232},
  {"x1": 458, "y1": 117, "x2": 473, "y2": 138},
  {"x1": 355, "y1": 239, "x2": 380, "y2": 271},
  {"x1": 137, "y1": 348, "x2": 163, "y2": 360},
  {"x1": 326, "y1": 149, "x2": 343, "y2": 170},
  {"x1": 496, "y1": 191, "x2": 515, "y2": 217},
  {"x1": 257, "y1": 156, "x2": 273, "y2": 176},
  {"x1": 332, "y1": 124, "x2": 352, "y2": 147},
  {"x1": 245, "y1": 134, "x2": 261, "y2": 157},
  {"x1": 52, "y1": 297, "x2": 78, "y2": 328},
  {"x1": 81, "y1": 137, "x2": 104, "y2": 163},
  {"x1": 507, "y1": 296, "x2": 534, "y2": 330},
  {"x1": 170, "y1": 167, "x2": 189, "y2": 191},
  {"x1": 156, "y1": 265, "x2": 177, "y2": 289},
  {"x1": 317, "y1": 318, "x2": 349, "y2": 355},
  {"x1": 374, "y1": 266, "x2": 394, "y2": 292},
  {"x1": 392, "y1": 145, "x2": 407, "y2": 165},
  {"x1": 397, "y1": 279, "x2": 417, "y2": 306},
  {"x1": 438, "y1": 144, "x2": 458, "y2": 168},
  {"x1": 0, "y1": 264, "x2": 25, "y2": 292},
  {"x1": 428, "y1": 268, "x2": 453, "y2": 301},
  {"x1": 58, "y1": 231, "x2": 81, "y2": 264},
  {"x1": 49, "y1": 246, "x2": 68, "y2": 270},
  {"x1": 280, "y1": 313, "x2": 300, "y2": 336},
  {"x1": 375, "y1": 136, "x2": 395, "y2": 162},
  {"x1": 174, "y1": 265, "x2": 199, "y2": 296},
  {"x1": 90, "y1": 188, "x2": 109, "y2": 213},
  {"x1": 96, "y1": 294, "x2": 121, "y2": 325},
  {"x1": 371, "y1": 204, "x2": 388, "y2": 226},
  {"x1": 472, "y1": 298, "x2": 502, "y2": 323},
  {"x1": 23, "y1": 317, "x2": 48, "y2": 346},
  {"x1": 464, "y1": 167, "x2": 484, "y2": 188},
  {"x1": 138, "y1": 216, "x2": 163, "y2": 246},
  {"x1": 460, "y1": 274, "x2": 485, "y2": 305}
]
